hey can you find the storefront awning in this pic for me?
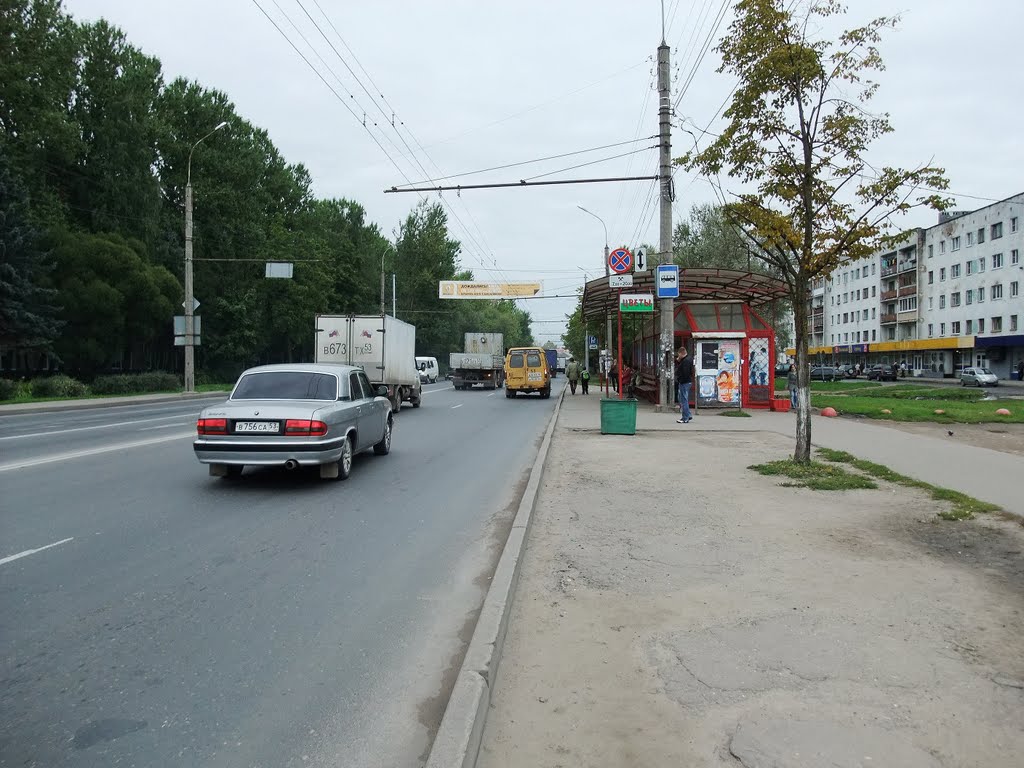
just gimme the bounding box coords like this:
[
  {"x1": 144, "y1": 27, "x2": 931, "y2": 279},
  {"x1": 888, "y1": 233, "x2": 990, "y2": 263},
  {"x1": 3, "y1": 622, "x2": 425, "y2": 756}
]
[{"x1": 581, "y1": 268, "x2": 788, "y2": 322}]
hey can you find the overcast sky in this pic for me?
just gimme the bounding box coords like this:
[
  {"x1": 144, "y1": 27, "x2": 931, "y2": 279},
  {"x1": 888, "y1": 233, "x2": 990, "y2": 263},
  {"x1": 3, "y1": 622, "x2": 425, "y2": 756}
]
[{"x1": 66, "y1": 0, "x2": 1024, "y2": 343}]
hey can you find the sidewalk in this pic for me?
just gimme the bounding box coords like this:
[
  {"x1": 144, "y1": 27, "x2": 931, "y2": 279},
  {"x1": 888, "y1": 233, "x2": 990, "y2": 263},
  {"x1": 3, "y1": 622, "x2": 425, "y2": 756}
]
[{"x1": 477, "y1": 393, "x2": 1024, "y2": 767}]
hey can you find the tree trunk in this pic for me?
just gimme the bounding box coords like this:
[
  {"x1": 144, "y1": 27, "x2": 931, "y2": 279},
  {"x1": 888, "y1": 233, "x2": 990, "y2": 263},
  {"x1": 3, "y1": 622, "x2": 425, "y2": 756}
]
[{"x1": 793, "y1": 274, "x2": 812, "y2": 462}]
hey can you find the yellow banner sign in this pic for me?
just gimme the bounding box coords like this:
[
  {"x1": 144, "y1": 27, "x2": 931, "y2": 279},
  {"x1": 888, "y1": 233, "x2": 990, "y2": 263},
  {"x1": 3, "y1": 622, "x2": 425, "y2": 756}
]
[{"x1": 438, "y1": 281, "x2": 541, "y2": 299}]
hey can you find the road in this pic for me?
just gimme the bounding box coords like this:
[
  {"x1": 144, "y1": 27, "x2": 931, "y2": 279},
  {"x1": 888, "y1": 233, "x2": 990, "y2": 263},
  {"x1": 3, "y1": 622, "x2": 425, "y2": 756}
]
[{"x1": 0, "y1": 378, "x2": 565, "y2": 768}]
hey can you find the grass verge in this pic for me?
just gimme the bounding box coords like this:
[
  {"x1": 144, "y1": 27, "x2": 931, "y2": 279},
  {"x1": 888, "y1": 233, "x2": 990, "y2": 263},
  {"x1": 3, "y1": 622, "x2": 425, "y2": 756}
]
[
  {"x1": 817, "y1": 447, "x2": 1001, "y2": 520},
  {"x1": 774, "y1": 379, "x2": 883, "y2": 392},
  {"x1": 720, "y1": 409, "x2": 752, "y2": 417},
  {"x1": 810, "y1": 395, "x2": 1019, "y2": 423},
  {"x1": 749, "y1": 459, "x2": 878, "y2": 490}
]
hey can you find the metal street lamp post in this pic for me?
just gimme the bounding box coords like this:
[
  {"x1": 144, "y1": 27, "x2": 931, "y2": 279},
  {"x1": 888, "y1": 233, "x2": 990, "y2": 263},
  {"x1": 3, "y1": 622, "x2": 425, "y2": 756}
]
[
  {"x1": 183, "y1": 120, "x2": 228, "y2": 393},
  {"x1": 577, "y1": 205, "x2": 613, "y2": 393}
]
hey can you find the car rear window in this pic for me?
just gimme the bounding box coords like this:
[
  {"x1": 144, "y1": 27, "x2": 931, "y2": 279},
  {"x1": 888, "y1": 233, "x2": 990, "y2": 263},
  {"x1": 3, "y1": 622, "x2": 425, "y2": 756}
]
[
  {"x1": 509, "y1": 353, "x2": 524, "y2": 368},
  {"x1": 526, "y1": 352, "x2": 542, "y2": 367},
  {"x1": 232, "y1": 372, "x2": 338, "y2": 400}
]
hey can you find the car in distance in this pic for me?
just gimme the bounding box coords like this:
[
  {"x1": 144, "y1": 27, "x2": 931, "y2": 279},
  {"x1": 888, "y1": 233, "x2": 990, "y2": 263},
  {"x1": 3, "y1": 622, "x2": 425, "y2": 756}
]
[
  {"x1": 505, "y1": 347, "x2": 551, "y2": 398},
  {"x1": 960, "y1": 366, "x2": 999, "y2": 387},
  {"x1": 866, "y1": 364, "x2": 897, "y2": 382},
  {"x1": 194, "y1": 363, "x2": 393, "y2": 481},
  {"x1": 809, "y1": 365, "x2": 838, "y2": 382}
]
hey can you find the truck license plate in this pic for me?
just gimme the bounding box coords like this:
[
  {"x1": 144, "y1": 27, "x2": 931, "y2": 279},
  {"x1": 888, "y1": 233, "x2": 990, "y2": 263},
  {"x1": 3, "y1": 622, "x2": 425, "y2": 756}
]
[{"x1": 234, "y1": 421, "x2": 280, "y2": 433}]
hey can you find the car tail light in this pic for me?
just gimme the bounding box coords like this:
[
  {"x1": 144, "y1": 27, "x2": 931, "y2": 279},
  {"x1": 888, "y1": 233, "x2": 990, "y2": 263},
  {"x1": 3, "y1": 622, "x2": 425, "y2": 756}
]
[
  {"x1": 197, "y1": 418, "x2": 227, "y2": 435},
  {"x1": 284, "y1": 419, "x2": 328, "y2": 437}
]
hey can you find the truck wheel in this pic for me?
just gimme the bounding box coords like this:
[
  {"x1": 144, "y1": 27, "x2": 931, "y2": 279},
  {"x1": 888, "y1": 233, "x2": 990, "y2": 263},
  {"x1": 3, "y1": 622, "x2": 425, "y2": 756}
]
[
  {"x1": 412, "y1": 394, "x2": 421, "y2": 408},
  {"x1": 506, "y1": 389, "x2": 515, "y2": 398}
]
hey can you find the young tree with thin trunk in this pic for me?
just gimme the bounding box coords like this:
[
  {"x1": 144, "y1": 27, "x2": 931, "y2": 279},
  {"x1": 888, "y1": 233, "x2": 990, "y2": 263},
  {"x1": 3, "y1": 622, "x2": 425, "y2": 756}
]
[{"x1": 680, "y1": 0, "x2": 950, "y2": 461}]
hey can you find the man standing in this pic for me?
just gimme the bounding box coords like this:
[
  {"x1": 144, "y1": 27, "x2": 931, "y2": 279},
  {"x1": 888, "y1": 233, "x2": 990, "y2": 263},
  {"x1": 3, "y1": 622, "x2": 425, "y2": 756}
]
[
  {"x1": 565, "y1": 357, "x2": 581, "y2": 394},
  {"x1": 580, "y1": 367, "x2": 591, "y2": 394},
  {"x1": 674, "y1": 346, "x2": 694, "y2": 424},
  {"x1": 1017, "y1": 359, "x2": 1023, "y2": 382}
]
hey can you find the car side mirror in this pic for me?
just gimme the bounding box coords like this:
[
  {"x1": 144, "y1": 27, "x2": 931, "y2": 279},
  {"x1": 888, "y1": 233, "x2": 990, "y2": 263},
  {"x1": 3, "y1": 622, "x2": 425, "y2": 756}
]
[{"x1": 376, "y1": 385, "x2": 389, "y2": 398}]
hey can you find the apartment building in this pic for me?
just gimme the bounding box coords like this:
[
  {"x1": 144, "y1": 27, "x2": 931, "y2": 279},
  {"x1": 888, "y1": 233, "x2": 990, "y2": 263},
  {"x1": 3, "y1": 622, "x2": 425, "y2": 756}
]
[{"x1": 792, "y1": 192, "x2": 1024, "y2": 379}]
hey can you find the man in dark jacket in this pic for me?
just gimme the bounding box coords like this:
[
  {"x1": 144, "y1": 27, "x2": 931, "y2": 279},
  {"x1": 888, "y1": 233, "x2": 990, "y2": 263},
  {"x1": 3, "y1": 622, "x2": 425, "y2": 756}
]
[{"x1": 674, "y1": 346, "x2": 694, "y2": 423}]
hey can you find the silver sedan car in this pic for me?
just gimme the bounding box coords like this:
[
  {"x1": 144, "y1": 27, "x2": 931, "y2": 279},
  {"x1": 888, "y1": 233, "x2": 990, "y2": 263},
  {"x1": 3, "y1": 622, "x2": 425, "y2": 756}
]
[{"x1": 193, "y1": 363, "x2": 393, "y2": 480}]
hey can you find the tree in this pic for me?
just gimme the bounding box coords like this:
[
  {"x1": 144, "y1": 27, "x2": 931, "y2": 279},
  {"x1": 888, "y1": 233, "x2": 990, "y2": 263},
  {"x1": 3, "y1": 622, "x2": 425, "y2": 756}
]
[
  {"x1": 0, "y1": 155, "x2": 62, "y2": 356},
  {"x1": 680, "y1": 0, "x2": 949, "y2": 461}
]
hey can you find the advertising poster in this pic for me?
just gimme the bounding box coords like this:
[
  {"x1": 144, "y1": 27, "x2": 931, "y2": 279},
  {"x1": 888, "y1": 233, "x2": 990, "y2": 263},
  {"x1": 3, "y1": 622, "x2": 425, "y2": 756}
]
[{"x1": 716, "y1": 340, "x2": 740, "y2": 405}]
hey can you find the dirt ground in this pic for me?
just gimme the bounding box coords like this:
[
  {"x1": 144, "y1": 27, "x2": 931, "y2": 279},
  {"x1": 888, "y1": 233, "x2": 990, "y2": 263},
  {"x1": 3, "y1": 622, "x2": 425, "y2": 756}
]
[
  {"x1": 869, "y1": 419, "x2": 1024, "y2": 457},
  {"x1": 478, "y1": 428, "x2": 1024, "y2": 768}
]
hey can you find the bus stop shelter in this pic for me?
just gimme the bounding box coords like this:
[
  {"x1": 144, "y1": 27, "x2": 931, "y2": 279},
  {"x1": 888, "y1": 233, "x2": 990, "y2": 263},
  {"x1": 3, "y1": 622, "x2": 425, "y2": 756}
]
[{"x1": 580, "y1": 268, "x2": 789, "y2": 410}]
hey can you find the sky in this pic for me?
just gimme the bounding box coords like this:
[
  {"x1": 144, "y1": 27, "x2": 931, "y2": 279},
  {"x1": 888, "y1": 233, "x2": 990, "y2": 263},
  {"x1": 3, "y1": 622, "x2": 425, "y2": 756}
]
[{"x1": 65, "y1": 0, "x2": 1024, "y2": 343}]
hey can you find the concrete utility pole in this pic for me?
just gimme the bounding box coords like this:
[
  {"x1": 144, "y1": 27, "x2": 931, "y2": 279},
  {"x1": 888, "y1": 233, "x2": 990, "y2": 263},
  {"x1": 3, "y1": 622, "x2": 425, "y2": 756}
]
[
  {"x1": 183, "y1": 120, "x2": 227, "y2": 393},
  {"x1": 656, "y1": 38, "x2": 674, "y2": 412}
]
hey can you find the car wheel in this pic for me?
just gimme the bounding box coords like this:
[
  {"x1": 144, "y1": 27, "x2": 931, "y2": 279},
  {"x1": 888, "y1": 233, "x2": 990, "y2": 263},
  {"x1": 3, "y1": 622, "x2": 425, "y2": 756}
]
[
  {"x1": 374, "y1": 417, "x2": 392, "y2": 455},
  {"x1": 506, "y1": 389, "x2": 515, "y2": 398},
  {"x1": 336, "y1": 435, "x2": 353, "y2": 480}
]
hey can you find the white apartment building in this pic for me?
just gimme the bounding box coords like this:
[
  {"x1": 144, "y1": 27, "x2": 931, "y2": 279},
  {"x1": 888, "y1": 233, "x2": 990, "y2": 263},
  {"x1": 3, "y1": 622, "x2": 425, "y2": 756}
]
[{"x1": 795, "y1": 192, "x2": 1024, "y2": 380}]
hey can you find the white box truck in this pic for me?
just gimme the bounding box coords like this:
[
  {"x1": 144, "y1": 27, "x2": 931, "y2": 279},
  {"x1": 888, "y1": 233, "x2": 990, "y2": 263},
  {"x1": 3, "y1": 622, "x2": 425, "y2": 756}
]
[
  {"x1": 451, "y1": 332, "x2": 504, "y2": 390},
  {"x1": 315, "y1": 314, "x2": 422, "y2": 410}
]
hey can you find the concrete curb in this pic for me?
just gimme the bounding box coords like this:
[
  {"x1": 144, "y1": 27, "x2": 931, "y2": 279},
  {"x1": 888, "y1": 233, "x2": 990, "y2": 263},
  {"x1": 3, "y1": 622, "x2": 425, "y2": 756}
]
[
  {"x1": 0, "y1": 392, "x2": 228, "y2": 416},
  {"x1": 425, "y1": 387, "x2": 566, "y2": 768}
]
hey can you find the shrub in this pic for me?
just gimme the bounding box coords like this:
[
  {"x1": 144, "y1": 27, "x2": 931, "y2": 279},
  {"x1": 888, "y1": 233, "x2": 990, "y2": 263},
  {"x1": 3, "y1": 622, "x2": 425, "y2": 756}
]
[
  {"x1": 30, "y1": 375, "x2": 89, "y2": 399},
  {"x1": 92, "y1": 372, "x2": 181, "y2": 394},
  {"x1": 0, "y1": 378, "x2": 19, "y2": 401}
]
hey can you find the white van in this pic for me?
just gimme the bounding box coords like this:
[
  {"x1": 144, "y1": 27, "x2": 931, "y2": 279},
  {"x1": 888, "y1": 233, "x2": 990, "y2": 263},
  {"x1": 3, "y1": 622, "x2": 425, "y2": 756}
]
[{"x1": 416, "y1": 356, "x2": 439, "y2": 384}]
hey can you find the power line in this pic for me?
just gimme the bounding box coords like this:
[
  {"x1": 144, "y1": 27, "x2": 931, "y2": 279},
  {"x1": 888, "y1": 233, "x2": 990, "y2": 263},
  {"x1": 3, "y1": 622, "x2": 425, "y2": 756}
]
[
  {"x1": 674, "y1": 0, "x2": 732, "y2": 112},
  {"x1": 384, "y1": 175, "x2": 660, "y2": 194},
  {"x1": 521, "y1": 146, "x2": 659, "y2": 182}
]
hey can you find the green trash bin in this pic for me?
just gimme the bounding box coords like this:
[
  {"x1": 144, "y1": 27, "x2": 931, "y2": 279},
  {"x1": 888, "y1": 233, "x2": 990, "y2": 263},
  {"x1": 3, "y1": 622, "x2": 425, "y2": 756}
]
[{"x1": 600, "y1": 397, "x2": 638, "y2": 435}]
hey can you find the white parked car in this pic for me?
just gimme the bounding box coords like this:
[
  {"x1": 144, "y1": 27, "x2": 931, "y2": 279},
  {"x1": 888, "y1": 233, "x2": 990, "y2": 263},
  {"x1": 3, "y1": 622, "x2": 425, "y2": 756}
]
[{"x1": 960, "y1": 367, "x2": 999, "y2": 387}]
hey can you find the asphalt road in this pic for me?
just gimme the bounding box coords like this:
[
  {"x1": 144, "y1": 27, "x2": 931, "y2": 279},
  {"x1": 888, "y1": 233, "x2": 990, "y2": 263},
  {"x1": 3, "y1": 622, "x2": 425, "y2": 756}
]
[{"x1": 0, "y1": 378, "x2": 565, "y2": 767}]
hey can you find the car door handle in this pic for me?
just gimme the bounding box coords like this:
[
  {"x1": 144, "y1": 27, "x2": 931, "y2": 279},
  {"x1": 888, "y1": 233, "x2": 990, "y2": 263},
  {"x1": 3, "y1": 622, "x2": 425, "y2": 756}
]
[{"x1": 355, "y1": 406, "x2": 362, "y2": 415}]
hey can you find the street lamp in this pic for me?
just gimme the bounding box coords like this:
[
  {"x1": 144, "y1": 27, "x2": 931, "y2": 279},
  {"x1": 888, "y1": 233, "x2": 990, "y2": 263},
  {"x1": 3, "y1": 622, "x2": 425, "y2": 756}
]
[
  {"x1": 577, "y1": 205, "x2": 613, "y2": 390},
  {"x1": 183, "y1": 120, "x2": 228, "y2": 393}
]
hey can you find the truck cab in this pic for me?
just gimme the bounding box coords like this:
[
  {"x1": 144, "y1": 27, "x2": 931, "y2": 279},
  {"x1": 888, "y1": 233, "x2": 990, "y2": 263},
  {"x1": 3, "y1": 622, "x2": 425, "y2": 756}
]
[{"x1": 505, "y1": 347, "x2": 551, "y2": 399}]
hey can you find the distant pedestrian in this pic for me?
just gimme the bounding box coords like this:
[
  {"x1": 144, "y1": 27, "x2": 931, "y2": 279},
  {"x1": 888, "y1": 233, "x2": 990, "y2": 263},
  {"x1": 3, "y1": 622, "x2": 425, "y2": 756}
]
[
  {"x1": 900, "y1": 361, "x2": 908, "y2": 378},
  {"x1": 787, "y1": 364, "x2": 798, "y2": 408},
  {"x1": 1017, "y1": 360, "x2": 1023, "y2": 382},
  {"x1": 610, "y1": 362, "x2": 619, "y2": 392},
  {"x1": 675, "y1": 346, "x2": 694, "y2": 424},
  {"x1": 565, "y1": 357, "x2": 581, "y2": 394},
  {"x1": 581, "y1": 367, "x2": 591, "y2": 394}
]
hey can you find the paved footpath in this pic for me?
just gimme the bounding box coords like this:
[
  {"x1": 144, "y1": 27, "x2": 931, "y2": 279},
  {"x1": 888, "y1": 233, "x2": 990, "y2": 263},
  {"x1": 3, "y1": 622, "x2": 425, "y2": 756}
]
[{"x1": 477, "y1": 393, "x2": 1024, "y2": 767}]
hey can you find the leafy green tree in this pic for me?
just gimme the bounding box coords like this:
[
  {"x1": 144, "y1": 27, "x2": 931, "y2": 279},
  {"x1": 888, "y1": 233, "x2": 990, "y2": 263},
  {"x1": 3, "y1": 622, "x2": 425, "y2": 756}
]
[
  {"x1": 680, "y1": 0, "x2": 948, "y2": 461},
  {"x1": 0, "y1": 155, "x2": 63, "y2": 355}
]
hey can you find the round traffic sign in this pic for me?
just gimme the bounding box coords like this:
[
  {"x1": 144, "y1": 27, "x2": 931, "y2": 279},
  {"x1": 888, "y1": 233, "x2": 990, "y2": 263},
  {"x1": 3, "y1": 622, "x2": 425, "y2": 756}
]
[{"x1": 608, "y1": 247, "x2": 633, "y2": 274}]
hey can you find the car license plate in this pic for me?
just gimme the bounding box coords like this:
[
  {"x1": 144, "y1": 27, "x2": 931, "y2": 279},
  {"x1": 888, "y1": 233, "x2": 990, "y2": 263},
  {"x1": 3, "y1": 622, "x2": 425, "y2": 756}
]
[
  {"x1": 528, "y1": 372, "x2": 542, "y2": 381},
  {"x1": 234, "y1": 421, "x2": 280, "y2": 434}
]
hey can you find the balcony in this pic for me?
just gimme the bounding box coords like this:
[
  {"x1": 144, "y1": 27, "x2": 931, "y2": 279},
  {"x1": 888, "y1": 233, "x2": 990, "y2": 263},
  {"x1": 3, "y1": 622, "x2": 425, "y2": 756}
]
[
  {"x1": 898, "y1": 284, "x2": 917, "y2": 297},
  {"x1": 881, "y1": 264, "x2": 897, "y2": 278},
  {"x1": 813, "y1": 321, "x2": 824, "y2": 332},
  {"x1": 897, "y1": 259, "x2": 918, "y2": 274},
  {"x1": 880, "y1": 313, "x2": 898, "y2": 325},
  {"x1": 880, "y1": 289, "x2": 898, "y2": 301}
]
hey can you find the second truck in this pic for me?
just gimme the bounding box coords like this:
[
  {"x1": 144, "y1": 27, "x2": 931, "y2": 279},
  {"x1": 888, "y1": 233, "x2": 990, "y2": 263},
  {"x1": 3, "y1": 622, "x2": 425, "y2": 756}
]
[{"x1": 450, "y1": 332, "x2": 504, "y2": 390}]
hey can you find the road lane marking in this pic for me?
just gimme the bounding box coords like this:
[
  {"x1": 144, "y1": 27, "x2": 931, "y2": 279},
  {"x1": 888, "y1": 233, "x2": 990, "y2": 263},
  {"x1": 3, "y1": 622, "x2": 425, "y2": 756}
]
[
  {"x1": 140, "y1": 422, "x2": 193, "y2": 431},
  {"x1": 0, "y1": 537, "x2": 74, "y2": 567},
  {"x1": 450, "y1": 404, "x2": 464, "y2": 409},
  {"x1": 0, "y1": 431, "x2": 195, "y2": 473},
  {"x1": 0, "y1": 414, "x2": 192, "y2": 441}
]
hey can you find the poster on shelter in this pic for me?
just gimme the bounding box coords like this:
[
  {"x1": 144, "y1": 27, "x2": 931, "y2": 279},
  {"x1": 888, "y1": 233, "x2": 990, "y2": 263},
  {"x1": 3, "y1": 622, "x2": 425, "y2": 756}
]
[{"x1": 716, "y1": 340, "x2": 740, "y2": 405}]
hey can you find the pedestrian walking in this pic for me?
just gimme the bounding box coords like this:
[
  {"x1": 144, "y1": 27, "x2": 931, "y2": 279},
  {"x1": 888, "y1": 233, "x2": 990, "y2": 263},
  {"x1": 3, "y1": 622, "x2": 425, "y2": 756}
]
[
  {"x1": 900, "y1": 361, "x2": 908, "y2": 378},
  {"x1": 674, "y1": 346, "x2": 694, "y2": 424},
  {"x1": 565, "y1": 357, "x2": 581, "y2": 394},
  {"x1": 1017, "y1": 359, "x2": 1023, "y2": 382},
  {"x1": 609, "y1": 362, "x2": 619, "y2": 392},
  {"x1": 787, "y1": 363, "x2": 798, "y2": 408},
  {"x1": 580, "y1": 367, "x2": 591, "y2": 394}
]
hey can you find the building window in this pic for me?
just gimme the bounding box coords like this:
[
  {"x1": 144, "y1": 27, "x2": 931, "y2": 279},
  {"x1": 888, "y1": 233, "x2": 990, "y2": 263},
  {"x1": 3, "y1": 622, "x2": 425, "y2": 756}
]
[
  {"x1": 1012, "y1": 217, "x2": 1019, "y2": 233},
  {"x1": 871, "y1": 307, "x2": 876, "y2": 319},
  {"x1": 951, "y1": 236, "x2": 961, "y2": 251},
  {"x1": 940, "y1": 267, "x2": 946, "y2": 281},
  {"x1": 872, "y1": 330, "x2": 877, "y2": 341},
  {"x1": 939, "y1": 294, "x2": 946, "y2": 309},
  {"x1": 992, "y1": 317, "x2": 1003, "y2": 333},
  {"x1": 898, "y1": 297, "x2": 917, "y2": 312},
  {"x1": 928, "y1": 244, "x2": 934, "y2": 258},
  {"x1": 966, "y1": 231, "x2": 974, "y2": 246},
  {"x1": 863, "y1": 309, "x2": 869, "y2": 320},
  {"x1": 872, "y1": 263, "x2": 876, "y2": 275},
  {"x1": 966, "y1": 261, "x2": 973, "y2": 276},
  {"x1": 992, "y1": 222, "x2": 1003, "y2": 239},
  {"x1": 886, "y1": 328, "x2": 896, "y2": 341},
  {"x1": 928, "y1": 271, "x2": 934, "y2": 284},
  {"x1": 978, "y1": 257, "x2": 986, "y2": 273},
  {"x1": 992, "y1": 283, "x2": 1003, "y2": 300},
  {"x1": 993, "y1": 253, "x2": 1003, "y2": 269},
  {"x1": 1011, "y1": 315, "x2": 1018, "y2": 332},
  {"x1": 957, "y1": 263, "x2": 965, "y2": 278},
  {"x1": 927, "y1": 323, "x2": 934, "y2": 337},
  {"x1": 940, "y1": 240, "x2": 946, "y2": 254},
  {"x1": 952, "y1": 321, "x2": 961, "y2": 335},
  {"x1": 966, "y1": 289, "x2": 973, "y2": 305},
  {"x1": 856, "y1": 331, "x2": 861, "y2": 342},
  {"x1": 977, "y1": 318, "x2": 985, "y2": 334},
  {"x1": 856, "y1": 289, "x2": 861, "y2": 300},
  {"x1": 978, "y1": 287, "x2": 985, "y2": 304},
  {"x1": 951, "y1": 292, "x2": 960, "y2": 307},
  {"x1": 1012, "y1": 249, "x2": 1019, "y2": 266},
  {"x1": 940, "y1": 322, "x2": 946, "y2": 336},
  {"x1": 978, "y1": 228, "x2": 985, "y2": 244},
  {"x1": 966, "y1": 319, "x2": 973, "y2": 334},
  {"x1": 843, "y1": 312, "x2": 848, "y2": 323},
  {"x1": 928, "y1": 297, "x2": 933, "y2": 310},
  {"x1": 871, "y1": 285, "x2": 876, "y2": 297},
  {"x1": 855, "y1": 268, "x2": 860, "y2": 279},
  {"x1": 1012, "y1": 281, "x2": 1020, "y2": 298}
]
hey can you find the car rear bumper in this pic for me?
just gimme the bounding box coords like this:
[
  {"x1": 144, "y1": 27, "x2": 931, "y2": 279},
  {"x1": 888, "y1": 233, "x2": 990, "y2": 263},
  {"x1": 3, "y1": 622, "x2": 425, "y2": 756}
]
[{"x1": 193, "y1": 437, "x2": 347, "y2": 466}]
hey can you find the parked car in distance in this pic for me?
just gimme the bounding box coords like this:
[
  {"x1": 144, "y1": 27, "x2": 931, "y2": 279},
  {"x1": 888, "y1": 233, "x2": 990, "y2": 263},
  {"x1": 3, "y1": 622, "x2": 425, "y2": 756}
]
[
  {"x1": 193, "y1": 363, "x2": 393, "y2": 481},
  {"x1": 775, "y1": 363, "x2": 792, "y2": 377},
  {"x1": 836, "y1": 364, "x2": 857, "y2": 378},
  {"x1": 809, "y1": 366, "x2": 838, "y2": 382},
  {"x1": 866, "y1": 364, "x2": 897, "y2": 382},
  {"x1": 960, "y1": 367, "x2": 999, "y2": 387}
]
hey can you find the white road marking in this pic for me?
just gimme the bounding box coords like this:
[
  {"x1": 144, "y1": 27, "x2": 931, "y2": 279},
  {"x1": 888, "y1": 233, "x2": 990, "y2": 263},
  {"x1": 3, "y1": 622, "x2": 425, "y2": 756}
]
[
  {"x1": 0, "y1": 414, "x2": 191, "y2": 441},
  {"x1": 0, "y1": 537, "x2": 74, "y2": 567},
  {"x1": 0, "y1": 431, "x2": 195, "y2": 473},
  {"x1": 450, "y1": 404, "x2": 464, "y2": 409},
  {"x1": 140, "y1": 422, "x2": 192, "y2": 431}
]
